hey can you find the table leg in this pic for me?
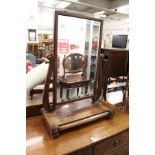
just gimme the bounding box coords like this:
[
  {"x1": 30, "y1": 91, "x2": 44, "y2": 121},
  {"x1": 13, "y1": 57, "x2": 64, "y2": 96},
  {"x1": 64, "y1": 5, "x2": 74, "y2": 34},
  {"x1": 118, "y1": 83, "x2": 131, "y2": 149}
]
[
  {"x1": 67, "y1": 89, "x2": 69, "y2": 99},
  {"x1": 85, "y1": 85, "x2": 88, "y2": 95},
  {"x1": 77, "y1": 87, "x2": 79, "y2": 96},
  {"x1": 60, "y1": 87, "x2": 63, "y2": 98}
]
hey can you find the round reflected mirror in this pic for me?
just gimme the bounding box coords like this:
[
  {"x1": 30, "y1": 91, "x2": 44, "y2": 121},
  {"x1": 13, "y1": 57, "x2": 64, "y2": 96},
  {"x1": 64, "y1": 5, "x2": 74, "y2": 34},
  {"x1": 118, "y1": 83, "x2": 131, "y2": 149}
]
[{"x1": 63, "y1": 53, "x2": 86, "y2": 72}]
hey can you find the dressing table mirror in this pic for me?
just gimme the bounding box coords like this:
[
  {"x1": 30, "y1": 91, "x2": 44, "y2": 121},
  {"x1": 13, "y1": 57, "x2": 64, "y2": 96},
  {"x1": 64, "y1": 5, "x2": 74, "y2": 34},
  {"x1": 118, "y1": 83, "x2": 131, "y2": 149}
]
[
  {"x1": 56, "y1": 14, "x2": 101, "y2": 103},
  {"x1": 42, "y1": 10, "x2": 113, "y2": 138}
]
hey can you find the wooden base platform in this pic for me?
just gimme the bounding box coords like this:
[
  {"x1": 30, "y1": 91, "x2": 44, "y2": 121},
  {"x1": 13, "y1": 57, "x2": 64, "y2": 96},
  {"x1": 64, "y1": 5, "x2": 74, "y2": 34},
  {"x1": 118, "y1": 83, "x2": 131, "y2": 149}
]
[
  {"x1": 27, "y1": 101, "x2": 129, "y2": 155},
  {"x1": 42, "y1": 99, "x2": 113, "y2": 138}
]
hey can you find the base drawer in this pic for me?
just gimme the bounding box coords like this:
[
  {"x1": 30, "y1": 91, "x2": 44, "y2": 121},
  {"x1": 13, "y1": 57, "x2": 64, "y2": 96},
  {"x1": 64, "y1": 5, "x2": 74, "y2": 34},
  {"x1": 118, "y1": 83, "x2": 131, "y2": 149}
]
[
  {"x1": 94, "y1": 131, "x2": 129, "y2": 155},
  {"x1": 108, "y1": 144, "x2": 129, "y2": 155},
  {"x1": 69, "y1": 146, "x2": 93, "y2": 155}
]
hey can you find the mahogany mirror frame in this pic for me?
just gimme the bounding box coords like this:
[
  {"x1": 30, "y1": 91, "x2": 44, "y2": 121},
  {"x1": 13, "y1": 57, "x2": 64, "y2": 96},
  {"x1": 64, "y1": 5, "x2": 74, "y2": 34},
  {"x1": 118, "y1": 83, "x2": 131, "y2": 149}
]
[{"x1": 43, "y1": 10, "x2": 103, "y2": 111}]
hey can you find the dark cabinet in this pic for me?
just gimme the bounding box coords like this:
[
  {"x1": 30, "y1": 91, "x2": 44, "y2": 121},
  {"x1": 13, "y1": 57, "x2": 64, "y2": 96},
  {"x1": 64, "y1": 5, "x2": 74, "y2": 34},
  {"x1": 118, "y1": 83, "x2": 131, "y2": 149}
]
[{"x1": 27, "y1": 43, "x2": 39, "y2": 57}]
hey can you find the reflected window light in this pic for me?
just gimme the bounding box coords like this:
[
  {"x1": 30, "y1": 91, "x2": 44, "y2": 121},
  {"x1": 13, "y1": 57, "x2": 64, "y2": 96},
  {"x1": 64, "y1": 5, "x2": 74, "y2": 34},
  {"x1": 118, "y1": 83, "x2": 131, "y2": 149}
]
[
  {"x1": 26, "y1": 136, "x2": 44, "y2": 147},
  {"x1": 94, "y1": 11, "x2": 106, "y2": 18},
  {"x1": 63, "y1": 104, "x2": 69, "y2": 108},
  {"x1": 90, "y1": 136, "x2": 96, "y2": 142},
  {"x1": 115, "y1": 4, "x2": 129, "y2": 14},
  {"x1": 56, "y1": 2, "x2": 71, "y2": 9},
  {"x1": 94, "y1": 11, "x2": 105, "y2": 16}
]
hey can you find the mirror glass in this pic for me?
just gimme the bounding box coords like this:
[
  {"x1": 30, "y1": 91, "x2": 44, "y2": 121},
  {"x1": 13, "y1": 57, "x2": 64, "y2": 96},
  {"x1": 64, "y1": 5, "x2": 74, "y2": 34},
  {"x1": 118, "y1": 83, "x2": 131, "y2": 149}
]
[
  {"x1": 56, "y1": 15, "x2": 101, "y2": 103},
  {"x1": 64, "y1": 53, "x2": 86, "y2": 72}
]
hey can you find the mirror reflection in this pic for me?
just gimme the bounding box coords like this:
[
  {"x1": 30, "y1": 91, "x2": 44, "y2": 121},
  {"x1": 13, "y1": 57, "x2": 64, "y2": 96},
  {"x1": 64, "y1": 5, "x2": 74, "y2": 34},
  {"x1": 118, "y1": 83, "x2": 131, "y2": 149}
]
[
  {"x1": 56, "y1": 15, "x2": 101, "y2": 103},
  {"x1": 63, "y1": 53, "x2": 86, "y2": 72}
]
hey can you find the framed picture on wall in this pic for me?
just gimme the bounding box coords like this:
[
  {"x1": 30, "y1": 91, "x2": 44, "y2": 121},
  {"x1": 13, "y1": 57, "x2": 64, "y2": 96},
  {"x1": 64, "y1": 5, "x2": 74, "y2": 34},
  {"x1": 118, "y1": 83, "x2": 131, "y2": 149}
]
[{"x1": 28, "y1": 29, "x2": 36, "y2": 41}]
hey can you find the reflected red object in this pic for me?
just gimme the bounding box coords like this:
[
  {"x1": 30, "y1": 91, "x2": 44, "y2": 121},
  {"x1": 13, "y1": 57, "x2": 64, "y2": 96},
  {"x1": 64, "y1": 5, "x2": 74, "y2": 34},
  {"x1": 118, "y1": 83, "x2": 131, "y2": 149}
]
[
  {"x1": 70, "y1": 44, "x2": 79, "y2": 49},
  {"x1": 92, "y1": 37, "x2": 98, "y2": 49},
  {"x1": 57, "y1": 39, "x2": 69, "y2": 54}
]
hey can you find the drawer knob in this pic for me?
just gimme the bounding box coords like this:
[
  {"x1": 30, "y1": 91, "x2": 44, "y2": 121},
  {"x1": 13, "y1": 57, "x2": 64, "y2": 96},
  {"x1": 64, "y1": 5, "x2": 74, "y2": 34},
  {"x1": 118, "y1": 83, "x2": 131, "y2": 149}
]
[{"x1": 113, "y1": 139, "x2": 121, "y2": 146}]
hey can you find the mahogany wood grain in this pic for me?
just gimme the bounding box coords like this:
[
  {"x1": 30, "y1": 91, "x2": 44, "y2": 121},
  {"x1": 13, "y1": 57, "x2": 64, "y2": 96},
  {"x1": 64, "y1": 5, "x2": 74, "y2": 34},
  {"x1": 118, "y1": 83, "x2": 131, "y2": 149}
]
[
  {"x1": 51, "y1": 10, "x2": 103, "y2": 107},
  {"x1": 94, "y1": 131, "x2": 128, "y2": 155},
  {"x1": 59, "y1": 74, "x2": 89, "y2": 84},
  {"x1": 42, "y1": 99, "x2": 113, "y2": 138}
]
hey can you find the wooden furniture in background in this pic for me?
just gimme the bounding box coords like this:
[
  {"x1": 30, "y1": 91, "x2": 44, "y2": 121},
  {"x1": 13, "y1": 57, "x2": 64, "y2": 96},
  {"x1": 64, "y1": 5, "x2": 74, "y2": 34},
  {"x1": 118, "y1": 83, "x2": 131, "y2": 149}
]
[
  {"x1": 101, "y1": 48, "x2": 129, "y2": 100},
  {"x1": 59, "y1": 75, "x2": 90, "y2": 99},
  {"x1": 122, "y1": 74, "x2": 129, "y2": 112},
  {"x1": 27, "y1": 101, "x2": 129, "y2": 155},
  {"x1": 27, "y1": 43, "x2": 38, "y2": 57},
  {"x1": 26, "y1": 91, "x2": 53, "y2": 117},
  {"x1": 59, "y1": 53, "x2": 90, "y2": 99},
  {"x1": 26, "y1": 104, "x2": 43, "y2": 117},
  {"x1": 29, "y1": 83, "x2": 53, "y2": 100},
  {"x1": 38, "y1": 40, "x2": 53, "y2": 57},
  {"x1": 38, "y1": 33, "x2": 53, "y2": 58}
]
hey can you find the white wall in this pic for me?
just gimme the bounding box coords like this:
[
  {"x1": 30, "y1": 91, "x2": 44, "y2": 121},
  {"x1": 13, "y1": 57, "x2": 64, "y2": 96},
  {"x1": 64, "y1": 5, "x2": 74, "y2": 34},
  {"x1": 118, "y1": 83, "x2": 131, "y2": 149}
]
[
  {"x1": 26, "y1": 0, "x2": 38, "y2": 43},
  {"x1": 26, "y1": 4, "x2": 54, "y2": 43},
  {"x1": 38, "y1": 7, "x2": 54, "y2": 31},
  {"x1": 102, "y1": 14, "x2": 129, "y2": 48},
  {"x1": 26, "y1": 2, "x2": 129, "y2": 49}
]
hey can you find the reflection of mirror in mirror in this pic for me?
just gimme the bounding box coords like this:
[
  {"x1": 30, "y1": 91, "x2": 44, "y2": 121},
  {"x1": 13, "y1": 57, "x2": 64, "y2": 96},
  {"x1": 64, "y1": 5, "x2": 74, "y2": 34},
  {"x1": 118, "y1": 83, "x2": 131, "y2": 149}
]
[
  {"x1": 64, "y1": 53, "x2": 86, "y2": 72},
  {"x1": 56, "y1": 15, "x2": 101, "y2": 103}
]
